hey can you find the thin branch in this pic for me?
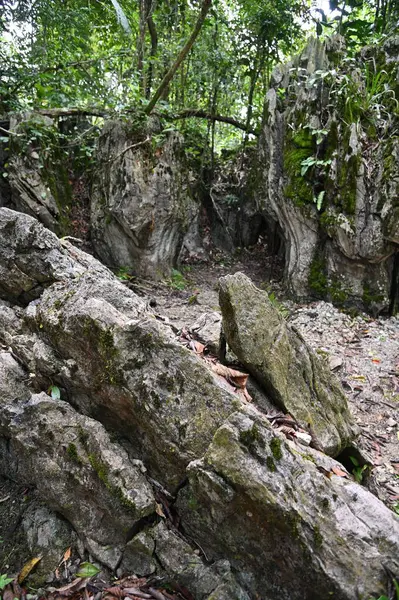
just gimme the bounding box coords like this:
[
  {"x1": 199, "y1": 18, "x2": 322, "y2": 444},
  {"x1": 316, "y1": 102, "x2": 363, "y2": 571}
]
[
  {"x1": 0, "y1": 126, "x2": 23, "y2": 137},
  {"x1": 169, "y1": 109, "x2": 259, "y2": 135},
  {"x1": 108, "y1": 137, "x2": 151, "y2": 162},
  {"x1": 35, "y1": 108, "x2": 107, "y2": 118}
]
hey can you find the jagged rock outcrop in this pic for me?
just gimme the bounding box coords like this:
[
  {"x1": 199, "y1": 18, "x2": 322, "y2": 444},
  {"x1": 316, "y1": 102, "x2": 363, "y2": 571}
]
[
  {"x1": 0, "y1": 208, "x2": 398, "y2": 599},
  {"x1": 178, "y1": 408, "x2": 399, "y2": 600},
  {"x1": 6, "y1": 113, "x2": 70, "y2": 234},
  {"x1": 258, "y1": 36, "x2": 399, "y2": 312},
  {"x1": 219, "y1": 272, "x2": 357, "y2": 455},
  {"x1": 91, "y1": 120, "x2": 199, "y2": 277}
]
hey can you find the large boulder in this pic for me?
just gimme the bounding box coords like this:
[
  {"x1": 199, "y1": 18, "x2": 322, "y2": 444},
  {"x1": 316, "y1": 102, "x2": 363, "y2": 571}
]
[
  {"x1": 219, "y1": 272, "x2": 357, "y2": 455},
  {"x1": 258, "y1": 36, "x2": 399, "y2": 312},
  {"x1": 0, "y1": 208, "x2": 398, "y2": 600},
  {"x1": 178, "y1": 409, "x2": 399, "y2": 600},
  {"x1": 91, "y1": 120, "x2": 199, "y2": 278}
]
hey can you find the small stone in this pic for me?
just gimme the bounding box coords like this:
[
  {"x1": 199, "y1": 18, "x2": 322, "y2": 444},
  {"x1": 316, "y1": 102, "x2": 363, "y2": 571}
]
[{"x1": 387, "y1": 418, "x2": 397, "y2": 427}]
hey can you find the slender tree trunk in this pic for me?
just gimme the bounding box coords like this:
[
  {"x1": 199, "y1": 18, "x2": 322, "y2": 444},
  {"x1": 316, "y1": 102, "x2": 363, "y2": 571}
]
[
  {"x1": 138, "y1": 0, "x2": 152, "y2": 94},
  {"x1": 244, "y1": 43, "x2": 263, "y2": 144},
  {"x1": 145, "y1": 0, "x2": 212, "y2": 115},
  {"x1": 145, "y1": 11, "x2": 158, "y2": 98}
]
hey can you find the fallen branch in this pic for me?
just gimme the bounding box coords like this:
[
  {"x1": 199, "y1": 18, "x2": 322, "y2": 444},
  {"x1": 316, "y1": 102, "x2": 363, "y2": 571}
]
[{"x1": 0, "y1": 125, "x2": 24, "y2": 137}]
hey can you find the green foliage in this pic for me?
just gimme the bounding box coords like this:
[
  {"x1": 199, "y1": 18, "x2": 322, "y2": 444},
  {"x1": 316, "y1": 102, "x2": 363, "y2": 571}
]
[
  {"x1": 48, "y1": 385, "x2": 61, "y2": 400},
  {"x1": 349, "y1": 455, "x2": 368, "y2": 483},
  {"x1": 76, "y1": 562, "x2": 100, "y2": 578},
  {"x1": 169, "y1": 269, "x2": 188, "y2": 291},
  {"x1": 115, "y1": 267, "x2": 133, "y2": 281},
  {"x1": 0, "y1": 574, "x2": 13, "y2": 590}
]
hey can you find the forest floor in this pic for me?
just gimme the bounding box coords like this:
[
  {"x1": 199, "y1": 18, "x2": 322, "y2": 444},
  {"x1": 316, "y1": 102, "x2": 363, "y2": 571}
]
[{"x1": 131, "y1": 244, "x2": 399, "y2": 514}]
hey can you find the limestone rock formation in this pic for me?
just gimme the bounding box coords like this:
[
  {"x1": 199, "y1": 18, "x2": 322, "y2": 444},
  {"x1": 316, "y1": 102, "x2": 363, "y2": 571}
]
[
  {"x1": 219, "y1": 272, "x2": 357, "y2": 456},
  {"x1": 6, "y1": 113, "x2": 68, "y2": 234},
  {"x1": 258, "y1": 36, "x2": 399, "y2": 312},
  {"x1": 178, "y1": 408, "x2": 399, "y2": 600},
  {"x1": 0, "y1": 208, "x2": 398, "y2": 600},
  {"x1": 91, "y1": 120, "x2": 199, "y2": 277}
]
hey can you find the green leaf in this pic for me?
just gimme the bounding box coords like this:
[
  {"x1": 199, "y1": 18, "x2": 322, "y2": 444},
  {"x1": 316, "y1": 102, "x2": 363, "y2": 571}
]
[
  {"x1": 49, "y1": 385, "x2": 61, "y2": 400},
  {"x1": 315, "y1": 191, "x2": 325, "y2": 211},
  {"x1": 76, "y1": 562, "x2": 101, "y2": 578},
  {"x1": 0, "y1": 574, "x2": 14, "y2": 590}
]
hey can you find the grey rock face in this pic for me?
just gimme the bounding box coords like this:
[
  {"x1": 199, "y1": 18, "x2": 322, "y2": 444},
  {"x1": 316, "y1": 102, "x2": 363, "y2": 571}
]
[
  {"x1": 0, "y1": 385, "x2": 155, "y2": 568},
  {"x1": 22, "y1": 505, "x2": 79, "y2": 582},
  {"x1": 91, "y1": 121, "x2": 199, "y2": 278},
  {"x1": 258, "y1": 36, "x2": 398, "y2": 311},
  {"x1": 178, "y1": 409, "x2": 399, "y2": 600},
  {"x1": 0, "y1": 208, "x2": 398, "y2": 600},
  {"x1": 7, "y1": 114, "x2": 65, "y2": 233},
  {"x1": 219, "y1": 272, "x2": 357, "y2": 455},
  {"x1": 189, "y1": 312, "x2": 222, "y2": 355}
]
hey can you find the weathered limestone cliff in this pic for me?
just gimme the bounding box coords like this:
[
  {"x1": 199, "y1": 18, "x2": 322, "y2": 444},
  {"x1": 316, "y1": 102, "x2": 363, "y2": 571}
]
[
  {"x1": 91, "y1": 120, "x2": 199, "y2": 277},
  {"x1": 258, "y1": 36, "x2": 399, "y2": 312}
]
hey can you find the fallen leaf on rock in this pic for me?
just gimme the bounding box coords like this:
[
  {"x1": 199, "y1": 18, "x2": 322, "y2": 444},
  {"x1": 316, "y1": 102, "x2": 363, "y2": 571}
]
[
  {"x1": 17, "y1": 556, "x2": 42, "y2": 584},
  {"x1": 189, "y1": 340, "x2": 205, "y2": 354},
  {"x1": 63, "y1": 547, "x2": 72, "y2": 562},
  {"x1": 331, "y1": 466, "x2": 348, "y2": 478},
  {"x1": 54, "y1": 577, "x2": 91, "y2": 596},
  {"x1": 210, "y1": 362, "x2": 248, "y2": 389},
  {"x1": 76, "y1": 563, "x2": 100, "y2": 578}
]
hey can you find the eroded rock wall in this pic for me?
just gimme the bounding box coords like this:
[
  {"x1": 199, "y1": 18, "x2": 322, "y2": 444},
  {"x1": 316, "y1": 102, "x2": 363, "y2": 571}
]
[
  {"x1": 91, "y1": 120, "x2": 199, "y2": 277},
  {"x1": 258, "y1": 36, "x2": 399, "y2": 312}
]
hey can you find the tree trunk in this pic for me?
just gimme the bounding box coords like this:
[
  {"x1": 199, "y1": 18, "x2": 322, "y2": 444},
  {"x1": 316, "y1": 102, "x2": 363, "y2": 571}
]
[
  {"x1": 145, "y1": 13, "x2": 158, "y2": 98},
  {"x1": 144, "y1": 0, "x2": 212, "y2": 115}
]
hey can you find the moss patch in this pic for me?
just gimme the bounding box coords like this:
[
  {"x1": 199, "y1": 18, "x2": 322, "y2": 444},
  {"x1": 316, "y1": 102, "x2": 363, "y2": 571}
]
[
  {"x1": 66, "y1": 443, "x2": 83, "y2": 465},
  {"x1": 270, "y1": 436, "x2": 283, "y2": 461},
  {"x1": 309, "y1": 253, "x2": 328, "y2": 297}
]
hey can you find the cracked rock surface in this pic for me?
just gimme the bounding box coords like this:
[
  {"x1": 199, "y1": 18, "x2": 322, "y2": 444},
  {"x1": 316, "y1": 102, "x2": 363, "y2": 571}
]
[{"x1": 0, "y1": 208, "x2": 398, "y2": 600}]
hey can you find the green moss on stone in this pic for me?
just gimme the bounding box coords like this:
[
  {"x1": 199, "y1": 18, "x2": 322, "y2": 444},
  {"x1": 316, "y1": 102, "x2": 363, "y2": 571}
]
[
  {"x1": 309, "y1": 253, "x2": 328, "y2": 297},
  {"x1": 313, "y1": 525, "x2": 323, "y2": 548},
  {"x1": 283, "y1": 126, "x2": 314, "y2": 207},
  {"x1": 83, "y1": 320, "x2": 122, "y2": 386},
  {"x1": 270, "y1": 436, "x2": 283, "y2": 461},
  {"x1": 266, "y1": 456, "x2": 276, "y2": 472},
  {"x1": 88, "y1": 453, "x2": 109, "y2": 484},
  {"x1": 239, "y1": 424, "x2": 262, "y2": 447},
  {"x1": 88, "y1": 452, "x2": 137, "y2": 511},
  {"x1": 336, "y1": 152, "x2": 361, "y2": 215},
  {"x1": 66, "y1": 442, "x2": 83, "y2": 465}
]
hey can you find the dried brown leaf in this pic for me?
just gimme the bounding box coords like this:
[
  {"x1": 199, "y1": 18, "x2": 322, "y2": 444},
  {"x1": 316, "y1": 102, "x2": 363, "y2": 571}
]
[
  {"x1": 63, "y1": 547, "x2": 72, "y2": 562},
  {"x1": 55, "y1": 577, "x2": 91, "y2": 596},
  {"x1": 331, "y1": 466, "x2": 348, "y2": 478},
  {"x1": 3, "y1": 588, "x2": 16, "y2": 600},
  {"x1": 104, "y1": 588, "x2": 125, "y2": 598}
]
